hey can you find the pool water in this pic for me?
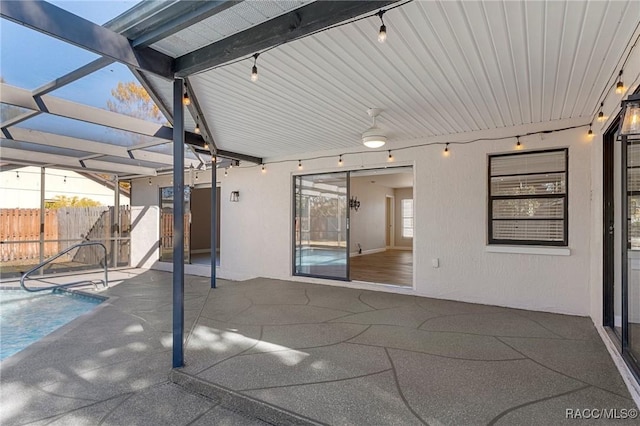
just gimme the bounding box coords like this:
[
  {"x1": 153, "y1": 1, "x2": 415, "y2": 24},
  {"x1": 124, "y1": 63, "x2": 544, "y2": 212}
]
[{"x1": 0, "y1": 290, "x2": 103, "y2": 360}]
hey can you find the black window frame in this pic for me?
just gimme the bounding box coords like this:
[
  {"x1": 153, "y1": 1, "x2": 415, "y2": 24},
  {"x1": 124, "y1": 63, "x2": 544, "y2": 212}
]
[{"x1": 488, "y1": 148, "x2": 569, "y2": 246}]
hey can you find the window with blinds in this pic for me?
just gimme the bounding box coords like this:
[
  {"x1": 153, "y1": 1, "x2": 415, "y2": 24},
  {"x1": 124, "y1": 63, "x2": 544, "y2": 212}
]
[
  {"x1": 488, "y1": 148, "x2": 568, "y2": 246},
  {"x1": 402, "y1": 199, "x2": 414, "y2": 238}
]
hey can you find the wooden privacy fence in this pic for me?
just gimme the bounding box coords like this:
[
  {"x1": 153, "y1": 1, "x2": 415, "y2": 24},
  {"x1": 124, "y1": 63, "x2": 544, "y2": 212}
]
[
  {"x1": 160, "y1": 211, "x2": 190, "y2": 260},
  {"x1": 0, "y1": 209, "x2": 59, "y2": 262},
  {"x1": 0, "y1": 206, "x2": 131, "y2": 264}
]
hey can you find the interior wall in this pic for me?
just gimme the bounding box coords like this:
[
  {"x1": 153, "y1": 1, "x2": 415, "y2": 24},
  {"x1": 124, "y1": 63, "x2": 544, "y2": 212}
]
[
  {"x1": 393, "y1": 187, "x2": 414, "y2": 249},
  {"x1": 191, "y1": 188, "x2": 211, "y2": 252},
  {"x1": 349, "y1": 176, "x2": 393, "y2": 255}
]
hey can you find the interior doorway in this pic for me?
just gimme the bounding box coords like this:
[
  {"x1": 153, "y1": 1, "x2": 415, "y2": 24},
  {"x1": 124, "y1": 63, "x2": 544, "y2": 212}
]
[
  {"x1": 348, "y1": 167, "x2": 413, "y2": 287},
  {"x1": 292, "y1": 166, "x2": 413, "y2": 287},
  {"x1": 385, "y1": 195, "x2": 394, "y2": 248},
  {"x1": 190, "y1": 186, "x2": 221, "y2": 267}
]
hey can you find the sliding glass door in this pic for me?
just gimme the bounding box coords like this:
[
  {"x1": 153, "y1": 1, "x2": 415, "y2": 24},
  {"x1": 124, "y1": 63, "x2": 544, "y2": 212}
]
[
  {"x1": 623, "y1": 133, "x2": 640, "y2": 372},
  {"x1": 293, "y1": 172, "x2": 349, "y2": 280}
]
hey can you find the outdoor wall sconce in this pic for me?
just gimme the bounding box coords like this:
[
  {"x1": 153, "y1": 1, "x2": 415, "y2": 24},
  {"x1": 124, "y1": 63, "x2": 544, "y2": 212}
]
[
  {"x1": 349, "y1": 196, "x2": 360, "y2": 211},
  {"x1": 620, "y1": 93, "x2": 640, "y2": 136},
  {"x1": 230, "y1": 191, "x2": 240, "y2": 202}
]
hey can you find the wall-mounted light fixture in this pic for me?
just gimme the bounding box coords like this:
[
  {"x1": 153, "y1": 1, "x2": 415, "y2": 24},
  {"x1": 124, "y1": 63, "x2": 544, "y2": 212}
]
[
  {"x1": 230, "y1": 191, "x2": 240, "y2": 202},
  {"x1": 620, "y1": 93, "x2": 640, "y2": 136},
  {"x1": 349, "y1": 196, "x2": 360, "y2": 211}
]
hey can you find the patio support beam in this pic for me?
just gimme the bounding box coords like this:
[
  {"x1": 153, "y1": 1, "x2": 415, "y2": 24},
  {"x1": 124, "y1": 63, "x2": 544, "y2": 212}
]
[
  {"x1": 1, "y1": 84, "x2": 260, "y2": 163},
  {"x1": 216, "y1": 150, "x2": 263, "y2": 165},
  {"x1": 131, "y1": 69, "x2": 174, "y2": 126},
  {"x1": 174, "y1": 0, "x2": 400, "y2": 76},
  {"x1": 185, "y1": 77, "x2": 217, "y2": 155},
  {"x1": 2, "y1": 127, "x2": 196, "y2": 168},
  {"x1": 128, "y1": 1, "x2": 237, "y2": 48},
  {"x1": 0, "y1": 147, "x2": 157, "y2": 176},
  {"x1": 0, "y1": 110, "x2": 39, "y2": 129},
  {"x1": 172, "y1": 78, "x2": 185, "y2": 369},
  {"x1": 0, "y1": 0, "x2": 174, "y2": 79},
  {"x1": 32, "y1": 57, "x2": 115, "y2": 96},
  {"x1": 1, "y1": 83, "x2": 175, "y2": 140},
  {"x1": 211, "y1": 163, "x2": 217, "y2": 289}
]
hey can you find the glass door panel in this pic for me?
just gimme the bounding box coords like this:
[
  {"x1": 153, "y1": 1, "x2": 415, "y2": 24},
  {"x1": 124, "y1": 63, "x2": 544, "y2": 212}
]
[
  {"x1": 294, "y1": 173, "x2": 349, "y2": 280},
  {"x1": 159, "y1": 186, "x2": 191, "y2": 263},
  {"x1": 626, "y1": 138, "x2": 640, "y2": 365}
]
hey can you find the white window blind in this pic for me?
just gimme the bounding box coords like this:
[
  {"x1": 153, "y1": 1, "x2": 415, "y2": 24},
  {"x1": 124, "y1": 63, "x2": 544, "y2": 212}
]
[
  {"x1": 489, "y1": 149, "x2": 567, "y2": 246},
  {"x1": 402, "y1": 199, "x2": 414, "y2": 238}
]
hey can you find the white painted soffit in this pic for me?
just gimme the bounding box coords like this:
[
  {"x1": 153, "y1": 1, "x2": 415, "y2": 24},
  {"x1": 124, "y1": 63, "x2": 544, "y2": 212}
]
[{"x1": 179, "y1": 0, "x2": 639, "y2": 159}]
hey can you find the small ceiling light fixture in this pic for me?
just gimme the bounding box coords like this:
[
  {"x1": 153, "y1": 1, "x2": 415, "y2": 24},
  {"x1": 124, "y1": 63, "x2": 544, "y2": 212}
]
[
  {"x1": 597, "y1": 102, "x2": 605, "y2": 122},
  {"x1": 620, "y1": 93, "x2": 640, "y2": 136},
  {"x1": 183, "y1": 91, "x2": 190, "y2": 106},
  {"x1": 616, "y1": 70, "x2": 624, "y2": 95},
  {"x1": 148, "y1": 177, "x2": 152, "y2": 186},
  {"x1": 261, "y1": 164, "x2": 266, "y2": 173},
  {"x1": 224, "y1": 168, "x2": 228, "y2": 177},
  {"x1": 194, "y1": 123, "x2": 201, "y2": 134},
  {"x1": 298, "y1": 160, "x2": 303, "y2": 170},
  {"x1": 63, "y1": 176, "x2": 67, "y2": 183},
  {"x1": 587, "y1": 124, "x2": 594, "y2": 138},
  {"x1": 251, "y1": 53, "x2": 260, "y2": 82},
  {"x1": 515, "y1": 136, "x2": 522, "y2": 150},
  {"x1": 338, "y1": 155, "x2": 343, "y2": 166},
  {"x1": 443, "y1": 143, "x2": 450, "y2": 157},
  {"x1": 362, "y1": 108, "x2": 387, "y2": 148},
  {"x1": 377, "y1": 10, "x2": 387, "y2": 43},
  {"x1": 16, "y1": 171, "x2": 19, "y2": 179},
  {"x1": 388, "y1": 150, "x2": 393, "y2": 161},
  {"x1": 203, "y1": 142, "x2": 209, "y2": 151}
]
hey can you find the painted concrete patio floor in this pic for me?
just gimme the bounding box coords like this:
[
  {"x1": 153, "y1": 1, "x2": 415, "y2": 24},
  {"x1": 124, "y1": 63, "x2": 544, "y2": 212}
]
[{"x1": 1, "y1": 270, "x2": 637, "y2": 425}]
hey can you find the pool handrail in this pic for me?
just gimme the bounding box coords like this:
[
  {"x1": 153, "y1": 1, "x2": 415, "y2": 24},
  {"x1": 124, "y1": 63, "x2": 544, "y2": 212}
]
[{"x1": 20, "y1": 241, "x2": 109, "y2": 292}]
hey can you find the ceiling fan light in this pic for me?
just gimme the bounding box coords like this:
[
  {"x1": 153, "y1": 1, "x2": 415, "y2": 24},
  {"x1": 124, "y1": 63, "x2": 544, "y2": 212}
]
[
  {"x1": 362, "y1": 108, "x2": 387, "y2": 148},
  {"x1": 362, "y1": 127, "x2": 387, "y2": 148}
]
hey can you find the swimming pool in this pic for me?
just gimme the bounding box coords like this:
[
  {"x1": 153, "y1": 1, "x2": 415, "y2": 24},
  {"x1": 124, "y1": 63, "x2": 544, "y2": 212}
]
[{"x1": 0, "y1": 289, "x2": 104, "y2": 361}]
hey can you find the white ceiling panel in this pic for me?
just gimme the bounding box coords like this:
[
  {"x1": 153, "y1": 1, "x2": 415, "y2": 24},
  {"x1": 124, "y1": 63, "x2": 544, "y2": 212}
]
[{"x1": 147, "y1": 0, "x2": 639, "y2": 160}]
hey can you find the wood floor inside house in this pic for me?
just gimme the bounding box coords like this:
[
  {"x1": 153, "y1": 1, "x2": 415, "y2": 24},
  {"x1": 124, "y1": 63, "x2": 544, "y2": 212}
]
[{"x1": 350, "y1": 249, "x2": 413, "y2": 287}]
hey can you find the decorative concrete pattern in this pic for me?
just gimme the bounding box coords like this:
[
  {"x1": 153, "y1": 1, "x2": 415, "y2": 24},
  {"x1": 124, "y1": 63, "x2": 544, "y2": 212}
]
[
  {"x1": 182, "y1": 277, "x2": 638, "y2": 425},
  {"x1": 0, "y1": 271, "x2": 270, "y2": 426},
  {"x1": 1, "y1": 270, "x2": 636, "y2": 425}
]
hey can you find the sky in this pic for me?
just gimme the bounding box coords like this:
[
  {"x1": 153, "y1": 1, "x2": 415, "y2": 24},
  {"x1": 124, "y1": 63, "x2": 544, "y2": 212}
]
[
  {"x1": 1, "y1": 1, "x2": 140, "y2": 107},
  {"x1": 0, "y1": 0, "x2": 188, "y2": 155}
]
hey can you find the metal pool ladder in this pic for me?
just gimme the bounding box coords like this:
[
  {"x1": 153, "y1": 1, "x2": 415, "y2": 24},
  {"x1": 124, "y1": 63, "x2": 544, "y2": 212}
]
[{"x1": 20, "y1": 241, "x2": 109, "y2": 292}]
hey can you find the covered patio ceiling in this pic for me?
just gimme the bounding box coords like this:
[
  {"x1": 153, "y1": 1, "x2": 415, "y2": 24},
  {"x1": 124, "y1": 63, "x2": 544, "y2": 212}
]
[{"x1": 1, "y1": 0, "x2": 639, "y2": 175}]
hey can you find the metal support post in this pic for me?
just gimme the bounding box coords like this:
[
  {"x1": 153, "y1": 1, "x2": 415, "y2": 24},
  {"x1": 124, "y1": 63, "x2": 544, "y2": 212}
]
[
  {"x1": 39, "y1": 167, "x2": 45, "y2": 271},
  {"x1": 210, "y1": 161, "x2": 217, "y2": 288},
  {"x1": 112, "y1": 175, "x2": 120, "y2": 268},
  {"x1": 172, "y1": 78, "x2": 185, "y2": 368}
]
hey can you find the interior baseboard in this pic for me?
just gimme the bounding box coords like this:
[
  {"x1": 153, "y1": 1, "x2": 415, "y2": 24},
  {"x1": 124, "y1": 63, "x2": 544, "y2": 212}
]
[
  {"x1": 191, "y1": 249, "x2": 211, "y2": 254},
  {"x1": 350, "y1": 248, "x2": 387, "y2": 257}
]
